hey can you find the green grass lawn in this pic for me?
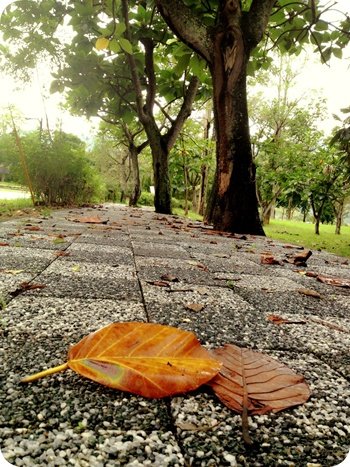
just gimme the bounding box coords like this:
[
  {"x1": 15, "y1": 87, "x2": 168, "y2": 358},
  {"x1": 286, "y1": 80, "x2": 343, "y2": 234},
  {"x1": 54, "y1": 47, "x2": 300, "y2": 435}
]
[
  {"x1": 0, "y1": 198, "x2": 35, "y2": 220},
  {"x1": 264, "y1": 220, "x2": 350, "y2": 258}
]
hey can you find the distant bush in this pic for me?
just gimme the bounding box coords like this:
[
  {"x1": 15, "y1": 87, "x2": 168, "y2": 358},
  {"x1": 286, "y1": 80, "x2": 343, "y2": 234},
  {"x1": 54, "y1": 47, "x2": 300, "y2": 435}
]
[
  {"x1": 138, "y1": 192, "x2": 154, "y2": 206},
  {"x1": 20, "y1": 131, "x2": 105, "y2": 205},
  {"x1": 171, "y1": 197, "x2": 193, "y2": 210}
]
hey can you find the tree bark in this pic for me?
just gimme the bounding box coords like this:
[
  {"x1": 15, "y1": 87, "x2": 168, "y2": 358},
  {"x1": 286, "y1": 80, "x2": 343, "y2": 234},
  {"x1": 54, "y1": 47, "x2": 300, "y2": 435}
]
[
  {"x1": 206, "y1": 47, "x2": 264, "y2": 234},
  {"x1": 335, "y1": 198, "x2": 344, "y2": 235},
  {"x1": 128, "y1": 145, "x2": 141, "y2": 207}
]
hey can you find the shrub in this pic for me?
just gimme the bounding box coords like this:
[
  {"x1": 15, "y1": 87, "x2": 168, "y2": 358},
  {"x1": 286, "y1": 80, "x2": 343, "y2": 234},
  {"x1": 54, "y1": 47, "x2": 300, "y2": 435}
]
[
  {"x1": 138, "y1": 191, "x2": 154, "y2": 206},
  {"x1": 19, "y1": 131, "x2": 104, "y2": 205}
]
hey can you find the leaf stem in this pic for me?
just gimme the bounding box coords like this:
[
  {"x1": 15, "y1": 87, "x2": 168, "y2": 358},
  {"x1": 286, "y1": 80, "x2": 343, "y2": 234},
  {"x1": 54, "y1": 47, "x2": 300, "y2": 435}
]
[
  {"x1": 20, "y1": 362, "x2": 69, "y2": 383},
  {"x1": 242, "y1": 406, "x2": 253, "y2": 445}
]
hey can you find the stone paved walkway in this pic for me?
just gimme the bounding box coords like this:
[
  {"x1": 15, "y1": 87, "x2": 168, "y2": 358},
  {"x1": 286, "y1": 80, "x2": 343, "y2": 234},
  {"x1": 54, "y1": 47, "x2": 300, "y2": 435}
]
[{"x1": 0, "y1": 204, "x2": 349, "y2": 466}]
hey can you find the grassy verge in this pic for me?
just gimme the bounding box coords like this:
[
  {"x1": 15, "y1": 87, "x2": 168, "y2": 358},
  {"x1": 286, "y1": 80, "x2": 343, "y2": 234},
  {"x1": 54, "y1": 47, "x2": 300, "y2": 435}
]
[
  {"x1": 0, "y1": 198, "x2": 36, "y2": 221},
  {"x1": 264, "y1": 219, "x2": 350, "y2": 258},
  {"x1": 172, "y1": 207, "x2": 204, "y2": 221}
]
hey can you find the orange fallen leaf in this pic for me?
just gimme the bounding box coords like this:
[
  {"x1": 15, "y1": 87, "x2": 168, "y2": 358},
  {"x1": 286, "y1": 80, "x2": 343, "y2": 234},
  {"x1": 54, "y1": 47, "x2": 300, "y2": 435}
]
[
  {"x1": 21, "y1": 322, "x2": 222, "y2": 398},
  {"x1": 0, "y1": 242, "x2": 9, "y2": 246}
]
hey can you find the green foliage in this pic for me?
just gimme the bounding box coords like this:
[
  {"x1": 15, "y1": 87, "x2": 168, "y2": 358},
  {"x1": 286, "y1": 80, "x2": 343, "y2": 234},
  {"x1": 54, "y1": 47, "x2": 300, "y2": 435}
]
[
  {"x1": 264, "y1": 219, "x2": 350, "y2": 258},
  {"x1": 137, "y1": 191, "x2": 154, "y2": 206},
  {"x1": 2, "y1": 129, "x2": 106, "y2": 205}
]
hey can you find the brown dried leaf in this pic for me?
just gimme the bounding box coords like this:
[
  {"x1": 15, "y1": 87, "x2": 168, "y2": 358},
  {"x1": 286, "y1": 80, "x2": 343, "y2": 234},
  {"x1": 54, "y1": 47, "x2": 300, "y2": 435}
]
[
  {"x1": 160, "y1": 273, "x2": 179, "y2": 282},
  {"x1": 267, "y1": 314, "x2": 306, "y2": 325},
  {"x1": 24, "y1": 226, "x2": 43, "y2": 232},
  {"x1": 71, "y1": 216, "x2": 108, "y2": 224},
  {"x1": 54, "y1": 251, "x2": 71, "y2": 257},
  {"x1": 297, "y1": 288, "x2": 321, "y2": 299},
  {"x1": 317, "y1": 274, "x2": 350, "y2": 288},
  {"x1": 0, "y1": 242, "x2": 10, "y2": 246},
  {"x1": 185, "y1": 303, "x2": 205, "y2": 312},
  {"x1": 19, "y1": 282, "x2": 46, "y2": 291},
  {"x1": 146, "y1": 280, "x2": 170, "y2": 288},
  {"x1": 291, "y1": 249, "x2": 312, "y2": 265},
  {"x1": 260, "y1": 254, "x2": 282, "y2": 265},
  {"x1": 208, "y1": 344, "x2": 310, "y2": 443},
  {"x1": 187, "y1": 260, "x2": 209, "y2": 272},
  {"x1": 305, "y1": 271, "x2": 318, "y2": 278}
]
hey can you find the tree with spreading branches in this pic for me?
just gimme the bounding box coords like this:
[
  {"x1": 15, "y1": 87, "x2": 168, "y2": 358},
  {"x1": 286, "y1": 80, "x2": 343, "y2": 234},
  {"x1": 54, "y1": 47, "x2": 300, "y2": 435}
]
[{"x1": 155, "y1": 0, "x2": 350, "y2": 233}]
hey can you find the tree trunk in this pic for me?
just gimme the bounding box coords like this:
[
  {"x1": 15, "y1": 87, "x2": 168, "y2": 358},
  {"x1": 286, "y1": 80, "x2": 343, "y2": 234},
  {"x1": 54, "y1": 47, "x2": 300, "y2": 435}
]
[
  {"x1": 335, "y1": 198, "x2": 344, "y2": 235},
  {"x1": 198, "y1": 164, "x2": 208, "y2": 216},
  {"x1": 152, "y1": 140, "x2": 171, "y2": 214},
  {"x1": 155, "y1": 0, "x2": 275, "y2": 235},
  {"x1": 128, "y1": 146, "x2": 141, "y2": 207},
  {"x1": 205, "y1": 64, "x2": 264, "y2": 235},
  {"x1": 315, "y1": 216, "x2": 320, "y2": 235}
]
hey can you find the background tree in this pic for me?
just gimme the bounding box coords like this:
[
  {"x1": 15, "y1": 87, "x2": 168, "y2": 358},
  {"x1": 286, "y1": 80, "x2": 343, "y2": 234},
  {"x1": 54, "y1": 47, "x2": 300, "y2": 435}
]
[
  {"x1": 1, "y1": 0, "x2": 207, "y2": 214},
  {"x1": 155, "y1": 0, "x2": 350, "y2": 233}
]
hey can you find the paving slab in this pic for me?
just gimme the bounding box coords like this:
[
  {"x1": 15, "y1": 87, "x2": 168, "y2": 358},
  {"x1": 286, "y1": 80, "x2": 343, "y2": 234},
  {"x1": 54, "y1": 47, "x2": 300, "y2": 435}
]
[{"x1": 0, "y1": 204, "x2": 349, "y2": 466}]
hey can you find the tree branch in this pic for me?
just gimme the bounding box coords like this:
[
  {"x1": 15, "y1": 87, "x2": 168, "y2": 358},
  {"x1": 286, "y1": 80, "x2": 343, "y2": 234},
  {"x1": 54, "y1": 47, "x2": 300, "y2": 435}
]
[
  {"x1": 121, "y1": 0, "x2": 147, "y2": 122},
  {"x1": 244, "y1": 0, "x2": 276, "y2": 49},
  {"x1": 164, "y1": 75, "x2": 199, "y2": 151},
  {"x1": 155, "y1": 0, "x2": 211, "y2": 63}
]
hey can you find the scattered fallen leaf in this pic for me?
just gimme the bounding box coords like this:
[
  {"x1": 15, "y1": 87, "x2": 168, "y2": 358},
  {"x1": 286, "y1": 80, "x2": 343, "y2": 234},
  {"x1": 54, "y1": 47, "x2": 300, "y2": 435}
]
[
  {"x1": 53, "y1": 237, "x2": 66, "y2": 245},
  {"x1": 71, "y1": 216, "x2": 108, "y2": 224},
  {"x1": 146, "y1": 280, "x2": 170, "y2": 288},
  {"x1": 187, "y1": 260, "x2": 209, "y2": 271},
  {"x1": 261, "y1": 254, "x2": 282, "y2": 265},
  {"x1": 24, "y1": 226, "x2": 43, "y2": 232},
  {"x1": 160, "y1": 273, "x2": 179, "y2": 282},
  {"x1": 71, "y1": 265, "x2": 81, "y2": 273},
  {"x1": 267, "y1": 314, "x2": 306, "y2": 325},
  {"x1": 21, "y1": 322, "x2": 222, "y2": 398},
  {"x1": 0, "y1": 242, "x2": 9, "y2": 246},
  {"x1": 54, "y1": 251, "x2": 71, "y2": 257},
  {"x1": 308, "y1": 317, "x2": 349, "y2": 334},
  {"x1": 291, "y1": 249, "x2": 312, "y2": 266},
  {"x1": 208, "y1": 344, "x2": 310, "y2": 444},
  {"x1": 185, "y1": 303, "x2": 205, "y2": 312},
  {"x1": 268, "y1": 315, "x2": 349, "y2": 334},
  {"x1": 297, "y1": 288, "x2": 322, "y2": 299},
  {"x1": 305, "y1": 271, "x2": 318, "y2": 278},
  {"x1": 10, "y1": 282, "x2": 46, "y2": 297},
  {"x1": 317, "y1": 274, "x2": 350, "y2": 288},
  {"x1": 4, "y1": 269, "x2": 25, "y2": 275}
]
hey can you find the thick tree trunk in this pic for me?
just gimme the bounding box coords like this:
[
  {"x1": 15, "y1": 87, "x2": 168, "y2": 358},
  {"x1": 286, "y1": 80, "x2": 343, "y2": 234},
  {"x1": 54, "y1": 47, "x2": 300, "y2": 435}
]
[
  {"x1": 205, "y1": 65, "x2": 264, "y2": 235},
  {"x1": 152, "y1": 141, "x2": 171, "y2": 214}
]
